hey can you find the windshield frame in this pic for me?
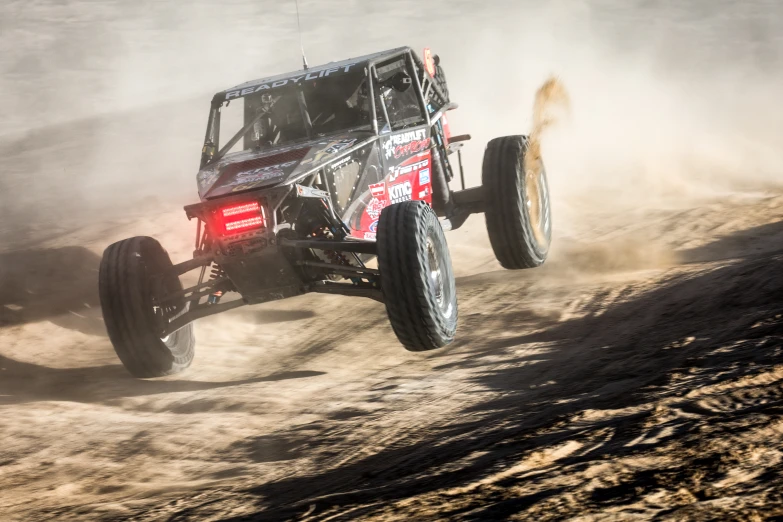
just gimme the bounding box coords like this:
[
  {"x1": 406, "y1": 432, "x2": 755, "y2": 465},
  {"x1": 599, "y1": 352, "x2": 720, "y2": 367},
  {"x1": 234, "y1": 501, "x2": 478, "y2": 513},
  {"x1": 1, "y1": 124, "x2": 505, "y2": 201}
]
[{"x1": 200, "y1": 49, "x2": 429, "y2": 169}]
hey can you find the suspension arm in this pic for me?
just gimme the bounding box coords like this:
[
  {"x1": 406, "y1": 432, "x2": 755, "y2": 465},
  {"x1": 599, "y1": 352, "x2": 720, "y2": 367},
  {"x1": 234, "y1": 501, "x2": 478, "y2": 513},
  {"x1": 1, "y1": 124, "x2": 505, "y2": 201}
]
[
  {"x1": 308, "y1": 281, "x2": 383, "y2": 303},
  {"x1": 158, "y1": 277, "x2": 230, "y2": 304},
  {"x1": 162, "y1": 298, "x2": 247, "y2": 337},
  {"x1": 280, "y1": 237, "x2": 378, "y2": 255},
  {"x1": 169, "y1": 254, "x2": 214, "y2": 277},
  {"x1": 296, "y1": 260, "x2": 380, "y2": 277}
]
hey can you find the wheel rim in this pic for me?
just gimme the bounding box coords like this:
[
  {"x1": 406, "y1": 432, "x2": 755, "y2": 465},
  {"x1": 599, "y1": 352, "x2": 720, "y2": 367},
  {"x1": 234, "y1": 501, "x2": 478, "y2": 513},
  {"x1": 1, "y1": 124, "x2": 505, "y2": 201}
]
[
  {"x1": 149, "y1": 275, "x2": 171, "y2": 340},
  {"x1": 524, "y1": 157, "x2": 550, "y2": 248},
  {"x1": 427, "y1": 237, "x2": 444, "y2": 307},
  {"x1": 426, "y1": 234, "x2": 454, "y2": 319},
  {"x1": 145, "y1": 259, "x2": 180, "y2": 342}
]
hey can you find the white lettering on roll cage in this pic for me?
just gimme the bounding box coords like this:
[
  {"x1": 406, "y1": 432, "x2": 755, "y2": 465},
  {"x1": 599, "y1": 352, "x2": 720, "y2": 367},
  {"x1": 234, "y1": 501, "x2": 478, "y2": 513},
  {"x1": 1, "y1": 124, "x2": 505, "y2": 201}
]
[{"x1": 225, "y1": 64, "x2": 357, "y2": 100}]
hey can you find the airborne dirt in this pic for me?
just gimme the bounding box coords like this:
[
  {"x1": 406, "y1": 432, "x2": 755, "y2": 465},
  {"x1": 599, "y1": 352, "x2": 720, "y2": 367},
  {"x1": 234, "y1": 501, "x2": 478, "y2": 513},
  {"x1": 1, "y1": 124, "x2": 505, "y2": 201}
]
[{"x1": 2, "y1": 1, "x2": 783, "y2": 521}]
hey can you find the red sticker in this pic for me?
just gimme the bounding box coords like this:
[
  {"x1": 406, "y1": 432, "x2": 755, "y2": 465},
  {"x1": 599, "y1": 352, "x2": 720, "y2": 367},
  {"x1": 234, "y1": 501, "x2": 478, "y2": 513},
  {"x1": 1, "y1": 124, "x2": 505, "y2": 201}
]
[{"x1": 369, "y1": 182, "x2": 386, "y2": 198}]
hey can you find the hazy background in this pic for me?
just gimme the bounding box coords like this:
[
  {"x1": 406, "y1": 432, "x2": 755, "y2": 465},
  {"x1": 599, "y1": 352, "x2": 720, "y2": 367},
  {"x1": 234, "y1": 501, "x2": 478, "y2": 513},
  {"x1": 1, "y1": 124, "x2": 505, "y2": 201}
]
[{"x1": 1, "y1": 0, "x2": 782, "y2": 243}]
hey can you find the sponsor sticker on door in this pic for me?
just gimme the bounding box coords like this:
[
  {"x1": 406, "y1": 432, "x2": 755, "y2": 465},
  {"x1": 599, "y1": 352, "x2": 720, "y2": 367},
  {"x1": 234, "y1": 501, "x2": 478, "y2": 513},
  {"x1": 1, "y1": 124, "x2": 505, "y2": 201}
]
[
  {"x1": 389, "y1": 181, "x2": 413, "y2": 204},
  {"x1": 369, "y1": 182, "x2": 386, "y2": 198}
]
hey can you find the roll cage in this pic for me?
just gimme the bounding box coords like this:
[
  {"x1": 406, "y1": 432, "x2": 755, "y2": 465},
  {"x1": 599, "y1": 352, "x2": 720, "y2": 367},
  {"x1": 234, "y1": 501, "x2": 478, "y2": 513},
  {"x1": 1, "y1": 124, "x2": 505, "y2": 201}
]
[
  {"x1": 166, "y1": 48, "x2": 465, "y2": 337},
  {"x1": 199, "y1": 48, "x2": 451, "y2": 170}
]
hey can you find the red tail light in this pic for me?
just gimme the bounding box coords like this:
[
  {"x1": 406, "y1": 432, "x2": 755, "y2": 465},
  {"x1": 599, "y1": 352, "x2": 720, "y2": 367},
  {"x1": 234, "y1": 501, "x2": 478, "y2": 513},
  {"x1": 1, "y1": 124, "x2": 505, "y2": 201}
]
[
  {"x1": 218, "y1": 201, "x2": 266, "y2": 235},
  {"x1": 225, "y1": 215, "x2": 265, "y2": 232},
  {"x1": 222, "y1": 202, "x2": 260, "y2": 217}
]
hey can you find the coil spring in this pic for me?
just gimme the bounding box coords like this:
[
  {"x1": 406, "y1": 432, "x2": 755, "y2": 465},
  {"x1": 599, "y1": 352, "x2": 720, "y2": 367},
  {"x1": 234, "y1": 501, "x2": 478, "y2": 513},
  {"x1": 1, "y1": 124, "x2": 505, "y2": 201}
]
[{"x1": 210, "y1": 263, "x2": 225, "y2": 280}]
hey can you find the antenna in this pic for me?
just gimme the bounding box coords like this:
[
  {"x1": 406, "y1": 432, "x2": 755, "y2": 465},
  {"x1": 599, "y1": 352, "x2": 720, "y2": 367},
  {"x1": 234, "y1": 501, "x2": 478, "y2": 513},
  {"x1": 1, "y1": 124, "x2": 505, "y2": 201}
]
[{"x1": 294, "y1": 0, "x2": 309, "y2": 70}]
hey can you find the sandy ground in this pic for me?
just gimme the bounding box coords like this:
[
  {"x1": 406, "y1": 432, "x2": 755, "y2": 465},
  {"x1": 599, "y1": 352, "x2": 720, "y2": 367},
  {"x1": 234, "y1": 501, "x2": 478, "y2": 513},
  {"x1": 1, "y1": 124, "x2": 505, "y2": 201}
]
[
  {"x1": 2, "y1": 1, "x2": 783, "y2": 520},
  {"x1": 2, "y1": 189, "x2": 783, "y2": 521}
]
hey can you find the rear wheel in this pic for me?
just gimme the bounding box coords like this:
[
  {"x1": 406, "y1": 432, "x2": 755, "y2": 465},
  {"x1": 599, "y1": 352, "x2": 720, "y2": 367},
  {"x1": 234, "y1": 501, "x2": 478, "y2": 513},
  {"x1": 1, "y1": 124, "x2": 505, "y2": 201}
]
[
  {"x1": 377, "y1": 201, "x2": 457, "y2": 351},
  {"x1": 99, "y1": 236, "x2": 194, "y2": 378},
  {"x1": 482, "y1": 135, "x2": 552, "y2": 269}
]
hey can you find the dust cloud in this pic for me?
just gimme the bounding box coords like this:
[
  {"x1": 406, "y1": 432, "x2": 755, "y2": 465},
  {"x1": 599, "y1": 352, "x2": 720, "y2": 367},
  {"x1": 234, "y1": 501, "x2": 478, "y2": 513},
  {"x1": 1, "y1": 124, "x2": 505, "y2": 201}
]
[
  {"x1": 525, "y1": 76, "x2": 571, "y2": 182},
  {"x1": 2, "y1": 1, "x2": 782, "y2": 232}
]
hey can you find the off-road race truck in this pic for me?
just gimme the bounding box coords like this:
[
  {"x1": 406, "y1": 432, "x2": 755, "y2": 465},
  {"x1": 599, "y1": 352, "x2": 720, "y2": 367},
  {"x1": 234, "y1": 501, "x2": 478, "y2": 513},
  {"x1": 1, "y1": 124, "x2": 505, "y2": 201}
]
[{"x1": 99, "y1": 47, "x2": 552, "y2": 378}]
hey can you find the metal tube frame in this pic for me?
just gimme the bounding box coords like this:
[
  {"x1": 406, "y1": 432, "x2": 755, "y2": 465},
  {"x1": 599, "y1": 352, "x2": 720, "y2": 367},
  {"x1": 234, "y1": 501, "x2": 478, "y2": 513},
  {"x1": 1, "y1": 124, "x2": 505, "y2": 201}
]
[{"x1": 176, "y1": 47, "x2": 466, "y2": 335}]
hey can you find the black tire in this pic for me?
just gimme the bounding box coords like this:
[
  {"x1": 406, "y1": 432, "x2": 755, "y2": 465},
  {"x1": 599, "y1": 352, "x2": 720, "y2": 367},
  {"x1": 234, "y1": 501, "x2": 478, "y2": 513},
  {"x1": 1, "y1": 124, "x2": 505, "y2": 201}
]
[
  {"x1": 482, "y1": 135, "x2": 552, "y2": 269},
  {"x1": 433, "y1": 61, "x2": 450, "y2": 103},
  {"x1": 377, "y1": 201, "x2": 457, "y2": 352},
  {"x1": 99, "y1": 236, "x2": 194, "y2": 378}
]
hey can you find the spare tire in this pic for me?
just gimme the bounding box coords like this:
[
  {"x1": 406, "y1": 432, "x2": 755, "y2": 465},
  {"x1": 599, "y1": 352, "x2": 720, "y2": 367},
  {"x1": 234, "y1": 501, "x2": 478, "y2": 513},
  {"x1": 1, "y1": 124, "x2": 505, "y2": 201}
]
[
  {"x1": 99, "y1": 236, "x2": 194, "y2": 378},
  {"x1": 377, "y1": 201, "x2": 457, "y2": 351},
  {"x1": 432, "y1": 55, "x2": 450, "y2": 103},
  {"x1": 482, "y1": 135, "x2": 552, "y2": 269}
]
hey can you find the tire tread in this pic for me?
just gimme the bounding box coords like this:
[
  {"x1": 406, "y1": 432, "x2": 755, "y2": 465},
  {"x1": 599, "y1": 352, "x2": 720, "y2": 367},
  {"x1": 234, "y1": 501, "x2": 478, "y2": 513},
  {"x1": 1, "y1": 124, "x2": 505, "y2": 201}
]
[
  {"x1": 378, "y1": 201, "x2": 457, "y2": 352},
  {"x1": 482, "y1": 135, "x2": 550, "y2": 269},
  {"x1": 99, "y1": 236, "x2": 194, "y2": 378}
]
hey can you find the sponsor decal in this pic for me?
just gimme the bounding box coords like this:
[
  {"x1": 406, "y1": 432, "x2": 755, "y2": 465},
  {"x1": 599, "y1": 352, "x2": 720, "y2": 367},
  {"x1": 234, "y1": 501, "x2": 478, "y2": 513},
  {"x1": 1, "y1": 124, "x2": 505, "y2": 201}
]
[
  {"x1": 389, "y1": 181, "x2": 413, "y2": 204},
  {"x1": 231, "y1": 180, "x2": 275, "y2": 192},
  {"x1": 418, "y1": 188, "x2": 429, "y2": 199},
  {"x1": 369, "y1": 220, "x2": 378, "y2": 233},
  {"x1": 197, "y1": 168, "x2": 221, "y2": 192},
  {"x1": 231, "y1": 168, "x2": 284, "y2": 185},
  {"x1": 419, "y1": 168, "x2": 431, "y2": 185},
  {"x1": 302, "y1": 138, "x2": 357, "y2": 166},
  {"x1": 364, "y1": 232, "x2": 377, "y2": 240},
  {"x1": 324, "y1": 139, "x2": 356, "y2": 155},
  {"x1": 328, "y1": 155, "x2": 352, "y2": 172},
  {"x1": 383, "y1": 129, "x2": 431, "y2": 159},
  {"x1": 369, "y1": 181, "x2": 386, "y2": 198},
  {"x1": 225, "y1": 64, "x2": 357, "y2": 100},
  {"x1": 366, "y1": 197, "x2": 387, "y2": 219},
  {"x1": 295, "y1": 184, "x2": 330, "y2": 199},
  {"x1": 389, "y1": 159, "x2": 429, "y2": 182},
  {"x1": 392, "y1": 138, "x2": 430, "y2": 159},
  {"x1": 228, "y1": 166, "x2": 293, "y2": 193},
  {"x1": 223, "y1": 160, "x2": 297, "y2": 189}
]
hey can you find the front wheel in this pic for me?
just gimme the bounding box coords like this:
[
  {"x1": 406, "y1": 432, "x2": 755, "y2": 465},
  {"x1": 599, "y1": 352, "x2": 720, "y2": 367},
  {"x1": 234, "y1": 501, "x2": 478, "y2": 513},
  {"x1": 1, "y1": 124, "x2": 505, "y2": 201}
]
[
  {"x1": 377, "y1": 201, "x2": 458, "y2": 352},
  {"x1": 99, "y1": 236, "x2": 194, "y2": 378},
  {"x1": 482, "y1": 135, "x2": 552, "y2": 269}
]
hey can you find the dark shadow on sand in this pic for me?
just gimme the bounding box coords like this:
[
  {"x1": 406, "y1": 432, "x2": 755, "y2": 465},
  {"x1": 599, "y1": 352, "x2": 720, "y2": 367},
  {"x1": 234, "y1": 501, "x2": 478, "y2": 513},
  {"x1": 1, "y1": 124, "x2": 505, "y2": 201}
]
[
  {"x1": 0, "y1": 354, "x2": 326, "y2": 405},
  {"x1": 210, "y1": 220, "x2": 783, "y2": 521},
  {"x1": 0, "y1": 246, "x2": 105, "y2": 336}
]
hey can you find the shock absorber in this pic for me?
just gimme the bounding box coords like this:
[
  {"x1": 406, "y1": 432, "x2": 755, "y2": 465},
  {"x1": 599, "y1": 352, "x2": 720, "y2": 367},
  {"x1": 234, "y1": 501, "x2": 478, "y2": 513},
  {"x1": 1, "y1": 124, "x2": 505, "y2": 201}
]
[
  {"x1": 207, "y1": 263, "x2": 226, "y2": 305},
  {"x1": 324, "y1": 250, "x2": 350, "y2": 266},
  {"x1": 324, "y1": 250, "x2": 364, "y2": 285},
  {"x1": 210, "y1": 263, "x2": 225, "y2": 280}
]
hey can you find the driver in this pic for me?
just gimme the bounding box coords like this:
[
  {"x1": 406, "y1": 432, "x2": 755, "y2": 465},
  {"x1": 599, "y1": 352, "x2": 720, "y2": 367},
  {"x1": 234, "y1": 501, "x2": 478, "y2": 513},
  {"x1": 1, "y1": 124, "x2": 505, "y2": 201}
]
[
  {"x1": 251, "y1": 93, "x2": 277, "y2": 147},
  {"x1": 306, "y1": 79, "x2": 372, "y2": 133},
  {"x1": 346, "y1": 80, "x2": 371, "y2": 117}
]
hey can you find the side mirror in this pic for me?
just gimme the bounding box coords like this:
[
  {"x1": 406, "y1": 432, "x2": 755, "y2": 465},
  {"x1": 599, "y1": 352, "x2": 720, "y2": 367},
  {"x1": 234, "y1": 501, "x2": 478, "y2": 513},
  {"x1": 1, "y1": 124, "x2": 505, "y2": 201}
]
[{"x1": 385, "y1": 72, "x2": 412, "y2": 93}]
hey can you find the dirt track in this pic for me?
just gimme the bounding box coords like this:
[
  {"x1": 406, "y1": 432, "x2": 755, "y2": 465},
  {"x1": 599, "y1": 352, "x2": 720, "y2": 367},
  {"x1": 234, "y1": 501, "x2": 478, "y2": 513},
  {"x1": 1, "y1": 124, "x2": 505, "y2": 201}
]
[
  {"x1": 2, "y1": 1, "x2": 783, "y2": 520},
  {"x1": 1, "y1": 191, "x2": 782, "y2": 520}
]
